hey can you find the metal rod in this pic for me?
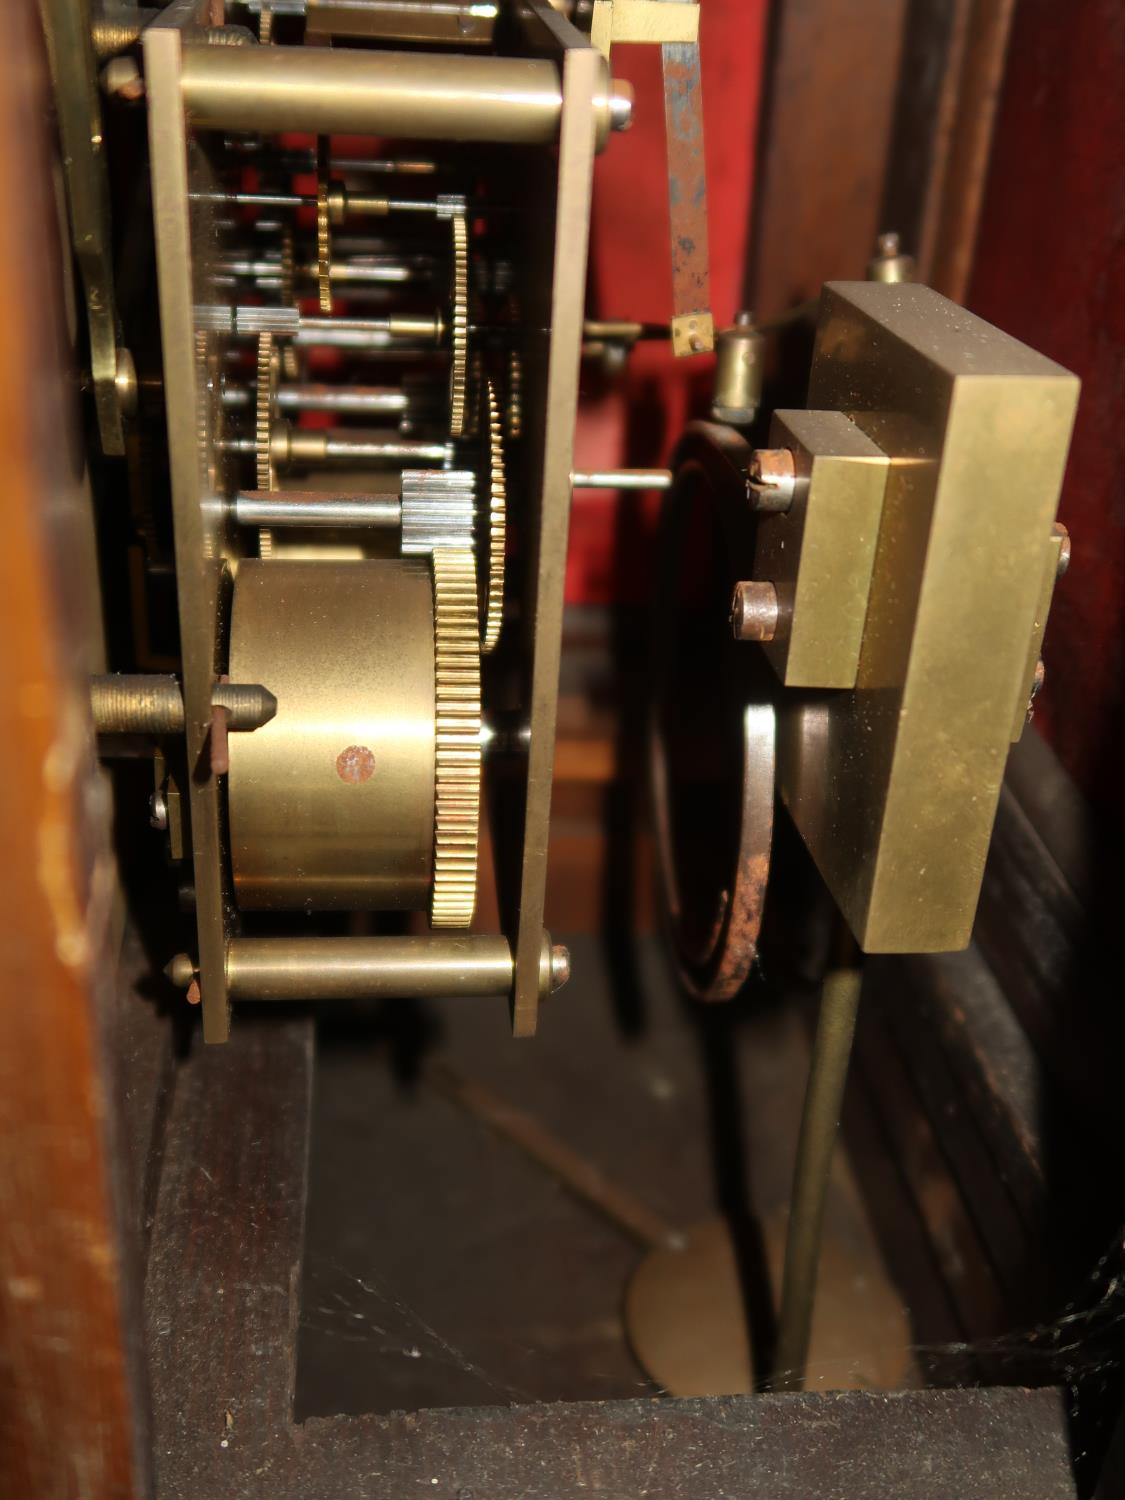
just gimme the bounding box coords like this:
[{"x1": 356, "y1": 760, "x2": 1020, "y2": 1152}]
[
  {"x1": 179, "y1": 43, "x2": 597, "y2": 146},
  {"x1": 220, "y1": 140, "x2": 438, "y2": 175},
  {"x1": 229, "y1": 307, "x2": 441, "y2": 343},
  {"x1": 770, "y1": 966, "x2": 863, "y2": 1392},
  {"x1": 280, "y1": 430, "x2": 450, "y2": 467},
  {"x1": 572, "y1": 469, "x2": 673, "y2": 490},
  {"x1": 233, "y1": 490, "x2": 401, "y2": 529},
  {"x1": 221, "y1": 933, "x2": 570, "y2": 1002},
  {"x1": 204, "y1": 190, "x2": 448, "y2": 216},
  {"x1": 223, "y1": 383, "x2": 410, "y2": 415},
  {"x1": 90, "y1": 675, "x2": 277, "y2": 734},
  {"x1": 276, "y1": 384, "x2": 408, "y2": 415}
]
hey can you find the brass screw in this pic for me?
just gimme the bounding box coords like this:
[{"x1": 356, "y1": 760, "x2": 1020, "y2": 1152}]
[{"x1": 731, "y1": 581, "x2": 779, "y2": 642}]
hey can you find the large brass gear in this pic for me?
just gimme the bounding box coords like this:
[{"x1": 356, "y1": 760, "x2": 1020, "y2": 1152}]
[
  {"x1": 480, "y1": 375, "x2": 507, "y2": 654},
  {"x1": 430, "y1": 547, "x2": 481, "y2": 928},
  {"x1": 448, "y1": 211, "x2": 469, "y2": 439}
]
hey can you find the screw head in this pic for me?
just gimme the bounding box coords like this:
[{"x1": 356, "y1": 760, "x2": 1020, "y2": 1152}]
[
  {"x1": 730, "y1": 581, "x2": 779, "y2": 642},
  {"x1": 149, "y1": 789, "x2": 168, "y2": 831},
  {"x1": 550, "y1": 944, "x2": 571, "y2": 993},
  {"x1": 747, "y1": 448, "x2": 796, "y2": 512}
]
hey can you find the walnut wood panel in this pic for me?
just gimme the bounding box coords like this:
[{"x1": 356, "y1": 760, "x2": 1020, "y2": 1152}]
[{"x1": 0, "y1": 7, "x2": 149, "y2": 1497}]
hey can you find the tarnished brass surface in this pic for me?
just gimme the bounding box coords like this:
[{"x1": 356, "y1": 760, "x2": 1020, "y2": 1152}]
[
  {"x1": 779, "y1": 282, "x2": 1079, "y2": 953},
  {"x1": 179, "y1": 42, "x2": 623, "y2": 150},
  {"x1": 145, "y1": 4, "x2": 234, "y2": 1040},
  {"x1": 89, "y1": 675, "x2": 276, "y2": 734},
  {"x1": 507, "y1": 2, "x2": 603, "y2": 1036},
  {"x1": 756, "y1": 409, "x2": 889, "y2": 689},
  {"x1": 224, "y1": 932, "x2": 562, "y2": 1002},
  {"x1": 228, "y1": 561, "x2": 436, "y2": 911},
  {"x1": 38, "y1": 0, "x2": 126, "y2": 454}
]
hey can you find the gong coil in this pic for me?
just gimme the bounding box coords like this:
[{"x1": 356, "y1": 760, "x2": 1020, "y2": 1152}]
[{"x1": 228, "y1": 559, "x2": 436, "y2": 911}]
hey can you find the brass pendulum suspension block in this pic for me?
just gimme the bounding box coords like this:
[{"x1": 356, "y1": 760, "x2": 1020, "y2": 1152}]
[{"x1": 228, "y1": 560, "x2": 437, "y2": 911}]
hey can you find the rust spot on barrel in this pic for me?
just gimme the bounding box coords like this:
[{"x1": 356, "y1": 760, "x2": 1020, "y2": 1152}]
[{"x1": 336, "y1": 745, "x2": 375, "y2": 784}]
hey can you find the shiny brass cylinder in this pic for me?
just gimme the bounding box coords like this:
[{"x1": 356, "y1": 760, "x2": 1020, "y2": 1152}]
[
  {"x1": 224, "y1": 932, "x2": 568, "y2": 1002},
  {"x1": 228, "y1": 560, "x2": 435, "y2": 911},
  {"x1": 711, "y1": 313, "x2": 765, "y2": 426},
  {"x1": 179, "y1": 43, "x2": 616, "y2": 149},
  {"x1": 226, "y1": 934, "x2": 514, "y2": 1001}
]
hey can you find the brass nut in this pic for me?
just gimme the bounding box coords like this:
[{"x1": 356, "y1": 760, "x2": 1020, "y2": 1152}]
[
  {"x1": 731, "y1": 581, "x2": 779, "y2": 642},
  {"x1": 747, "y1": 448, "x2": 796, "y2": 512}
]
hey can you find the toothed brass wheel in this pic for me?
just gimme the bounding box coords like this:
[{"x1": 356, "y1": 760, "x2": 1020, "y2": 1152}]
[
  {"x1": 448, "y1": 211, "x2": 469, "y2": 439},
  {"x1": 480, "y1": 376, "x2": 507, "y2": 654},
  {"x1": 254, "y1": 332, "x2": 278, "y2": 558},
  {"x1": 430, "y1": 548, "x2": 481, "y2": 927}
]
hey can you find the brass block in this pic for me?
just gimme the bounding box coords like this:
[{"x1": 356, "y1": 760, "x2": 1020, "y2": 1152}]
[
  {"x1": 778, "y1": 282, "x2": 1079, "y2": 953},
  {"x1": 756, "y1": 409, "x2": 889, "y2": 689},
  {"x1": 592, "y1": 0, "x2": 701, "y2": 55},
  {"x1": 671, "y1": 311, "x2": 714, "y2": 357}
]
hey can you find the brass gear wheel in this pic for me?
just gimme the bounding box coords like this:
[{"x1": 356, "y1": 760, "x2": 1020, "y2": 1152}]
[
  {"x1": 430, "y1": 547, "x2": 481, "y2": 928},
  {"x1": 279, "y1": 225, "x2": 295, "y2": 306},
  {"x1": 255, "y1": 332, "x2": 278, "y2": 558},
  {"x1": 316, "y1": 139, "x2": 333, "y2": 315},
  {"x1": 448, "y1": 211, "x2": 469, "y2": 439},
  {"x1": 255, "y1": 331, "x2": 276, "y2": 491},
  {"x1": 480, "y1": 376, "x2": 507, "y2": 654},
  {"x1": 278, "y1": 229, "x2": 300, "y2": 379}
]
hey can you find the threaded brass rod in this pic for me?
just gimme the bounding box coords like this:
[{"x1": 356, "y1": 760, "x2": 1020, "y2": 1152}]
[
  {"x1": 90, "y1": 674, "x2": 184, "y2": 734},
  {"x1": 90, "y1": 675, "x2": 277, "y2": 734}
]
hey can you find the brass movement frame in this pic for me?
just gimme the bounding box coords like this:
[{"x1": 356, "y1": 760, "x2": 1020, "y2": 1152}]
[
  {"x1": 145, "y1": 3, "x2": 233, "y2": 1041},
  {"x1": 145, "y1": 1, "x2": 604, "y2": 1037}
]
